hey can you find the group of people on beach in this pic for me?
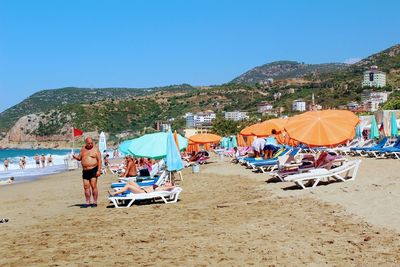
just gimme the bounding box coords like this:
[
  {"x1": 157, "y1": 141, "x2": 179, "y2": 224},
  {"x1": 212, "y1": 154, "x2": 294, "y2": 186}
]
[
  {"x1": 33, "y1": 154, "x2": 53, "y2": 168},
  {"x1": 2, "y1": 154, "x2": 54, "y2": 171}
]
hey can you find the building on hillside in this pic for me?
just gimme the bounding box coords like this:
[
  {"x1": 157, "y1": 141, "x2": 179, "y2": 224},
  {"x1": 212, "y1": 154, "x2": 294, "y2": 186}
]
[
  {"x1": 347, "y1": 102, "x2": 360, "y2": 110},
  {"x1": 154, "y1": 121, "x2": 171, "y2": 132},
  {"x1": 185, "y1": 111, "x2": 216, "y2": 128},
  {"x1": 361, "y1": 90, "x2": 389, "y2": 104},
  {"x1": 287, "y1": 88, "x2": 296, "y2": 94},
  {"x1": 362, "y1": 66, "x2": 386, "y2": 88},
  {"x1": 257, "y1": 102, "x2": 274, "y2": 113},
  {"x1": 259, "y1": 78, "x2": 274, "y2": 85},
  {"x1": 273, "y1": 92, "x2": 282, "y2": 100},
  {"x1": 224, "y1": 111, "x2": 249, "y2": 121},
  {"x1": 365, "y1": 100, "x2": 380, "y2": 112},
  {"x1": 292, "y1": 99, "x2": 306, "y2": 112},
  {"x1": 183, "y1": 127, "x2": 211, "y2": 139}
]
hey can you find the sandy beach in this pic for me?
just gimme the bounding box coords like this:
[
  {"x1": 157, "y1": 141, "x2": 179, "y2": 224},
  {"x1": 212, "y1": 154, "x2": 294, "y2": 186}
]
[{"x1": 1, "y1": 156, "x2": 400, "y2": 266}]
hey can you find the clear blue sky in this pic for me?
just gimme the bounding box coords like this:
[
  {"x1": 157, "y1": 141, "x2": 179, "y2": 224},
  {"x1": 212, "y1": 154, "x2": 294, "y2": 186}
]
[{"x1": 1, "y1": 0, "x2": 399, "y2": 112}]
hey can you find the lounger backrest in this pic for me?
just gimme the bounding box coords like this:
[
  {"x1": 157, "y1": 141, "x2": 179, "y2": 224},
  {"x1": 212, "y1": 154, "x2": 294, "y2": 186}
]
[{"x1": 377, "y1": 137, "x2": 388, "y2": 148}]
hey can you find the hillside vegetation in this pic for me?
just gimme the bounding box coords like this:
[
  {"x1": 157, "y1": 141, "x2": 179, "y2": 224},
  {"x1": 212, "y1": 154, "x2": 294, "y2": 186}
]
[{"x1": 1, "y1": 44, "x2": 400, "y2": 141}]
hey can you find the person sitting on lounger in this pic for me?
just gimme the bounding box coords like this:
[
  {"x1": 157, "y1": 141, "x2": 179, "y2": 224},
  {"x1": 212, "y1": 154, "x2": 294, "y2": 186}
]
[
  {"x1": 231, "y1": 147, "x2": 240, "y2": 163},
  {"x1": 119, "y1": 156, "x2": 138, "y2": 178},
  {"x1": 109, "y1": 181, "x2": 176, "y2": 196}
]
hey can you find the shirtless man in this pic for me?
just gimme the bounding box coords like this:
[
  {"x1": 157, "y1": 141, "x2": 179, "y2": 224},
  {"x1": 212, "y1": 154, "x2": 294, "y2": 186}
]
[
  {"x1": 41, "y1": 154, "x2": 46, "y2": 168},
  {"x1": 34, "y1": 154, "x2": 40, "y2": 168},
  {"x1": 120, "y1": 156, "x2": 138, "y2": 178},
  {"x1": 73, "y1": 137, "x2": 102, "y2": 208}
]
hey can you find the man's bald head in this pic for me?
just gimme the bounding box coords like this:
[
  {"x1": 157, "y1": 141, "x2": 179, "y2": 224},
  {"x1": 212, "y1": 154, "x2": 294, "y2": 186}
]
[{"x1": 85, "y1": 137, "x2": 94, "y2": 149}]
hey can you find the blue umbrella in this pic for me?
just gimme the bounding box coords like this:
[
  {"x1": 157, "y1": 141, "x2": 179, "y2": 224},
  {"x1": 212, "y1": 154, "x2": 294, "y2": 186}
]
[
  {"x1": 166, "y1": 130, "x2": 184, "y2": 171},
  {"x1": 127, "y1": 132, "x2": 188, "y2": 159},
  {"x1": 391, "y1": 112, "x2": 398, "y2": 137},
  {"x1": 369, "y1": 116, "x2": 379, "y2": 139}
]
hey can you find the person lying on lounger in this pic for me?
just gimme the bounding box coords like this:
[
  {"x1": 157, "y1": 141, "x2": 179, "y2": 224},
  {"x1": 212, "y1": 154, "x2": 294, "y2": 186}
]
[{"x1": 108, "y1": 181, "x2": 176, "y2": 196}]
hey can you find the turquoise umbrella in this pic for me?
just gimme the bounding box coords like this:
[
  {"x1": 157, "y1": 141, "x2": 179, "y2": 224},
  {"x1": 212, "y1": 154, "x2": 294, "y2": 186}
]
[
  {"x1": 127, "y1": 132, "x2": 188, "y2": 159},
  {"x1": 118, "y1": 140, "x2": 134, "y2": 155},
  {"x1": 391, "y1": 112, "x2": 398, "y2": 137},
  {"x1": 231, "y1": 136, "x2": 238, "y2": 148},
  {"x1": 369, "y1": 116, "x2": 379, "y2": 139},
  {"x1": 166, "y1": 130, "x2": 184, "y2": 171},
  {"x1": 355, "y1": 125, "x2": 362, "y2": 138}
]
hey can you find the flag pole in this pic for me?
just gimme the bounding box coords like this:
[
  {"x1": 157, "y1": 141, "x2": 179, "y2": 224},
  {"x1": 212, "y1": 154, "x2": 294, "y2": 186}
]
[{"x1": 72, "y1": 127, "x2": 74, "y2": 154}]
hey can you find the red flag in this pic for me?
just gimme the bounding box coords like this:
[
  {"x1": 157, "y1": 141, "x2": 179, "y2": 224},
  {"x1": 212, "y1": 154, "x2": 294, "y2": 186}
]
[{"x1": 73, "y1": 128, "x2": 84, "y2": 137}]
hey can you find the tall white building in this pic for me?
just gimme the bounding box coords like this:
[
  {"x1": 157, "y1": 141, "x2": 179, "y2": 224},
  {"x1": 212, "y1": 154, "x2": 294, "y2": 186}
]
[
  {"x1": 224, "y1": 111, "x2": 248, "y2": 121},
  {"x1": 292, "y1": 99, "x2": 306, "y2": 112},
  {"x1": 362, "y1": 66, "x2": 386, "y2": 88}
]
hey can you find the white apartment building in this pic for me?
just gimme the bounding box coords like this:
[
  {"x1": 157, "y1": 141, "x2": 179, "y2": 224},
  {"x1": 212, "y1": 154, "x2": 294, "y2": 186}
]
[
  {"x1": 257, "y1": 102, "x2": 274, "y2": 113},
  {"x1": 362, "y1": 66, "x2": 386, "y2": 88},
  {"x1": 224, "y1": 111, "x2": 249, "y2": 121},
  {"x1": 292, "y1": 99, "x2": 306, "y2": 112},
  {"x1": 365, "y1": 100, "x2": 380, "y2": 112},
  {"x1": 185, "y1": 111, "x2": 216, "y2": 128},
  {"x1": 361, "y1": 90, "x2": 389, "y2": 104}
]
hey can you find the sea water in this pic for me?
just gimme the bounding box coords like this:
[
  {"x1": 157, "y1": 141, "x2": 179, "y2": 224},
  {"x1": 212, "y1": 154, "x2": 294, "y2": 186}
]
[{"x1": 0, "y1": 148, "x2": 75, "y2": 183}]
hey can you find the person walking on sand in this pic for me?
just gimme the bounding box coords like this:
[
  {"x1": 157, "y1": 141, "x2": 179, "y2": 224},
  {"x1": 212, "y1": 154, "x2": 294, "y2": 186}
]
[{"x1": 72, "y1": 137, "x2": 102, "y2": 208}]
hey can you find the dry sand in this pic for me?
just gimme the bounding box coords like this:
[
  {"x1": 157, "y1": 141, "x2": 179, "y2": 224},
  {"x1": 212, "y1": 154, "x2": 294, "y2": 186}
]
[{"x1": 0, "y1": 156, "x2": 400, "y2": 266}]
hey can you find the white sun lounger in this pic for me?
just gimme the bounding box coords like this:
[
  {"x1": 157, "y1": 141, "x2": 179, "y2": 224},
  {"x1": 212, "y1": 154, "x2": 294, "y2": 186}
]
[
  {"x1": 284, "y1": 160, "x2": 361, "y2": 189},
  {"x1": 108, "y1": 187, "x2": 183, "y2": 208}
]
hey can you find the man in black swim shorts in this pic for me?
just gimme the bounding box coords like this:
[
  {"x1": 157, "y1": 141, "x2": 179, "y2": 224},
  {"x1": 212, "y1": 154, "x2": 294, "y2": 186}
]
[{"x1": 72, "y1": 137, "x2": 102, "y2": 208}]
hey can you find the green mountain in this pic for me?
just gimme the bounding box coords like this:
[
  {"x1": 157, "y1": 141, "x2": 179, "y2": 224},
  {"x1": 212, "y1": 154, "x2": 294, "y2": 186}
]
[
  {"x1": 1, "y1": 44, "x2": 400, "y2": 143},
  {"x1": 231, "y1": 60, "x2": 348, "y2": 84},
  {"x1": 0, "y1": 84, "x2": 195, "y2": 131}
]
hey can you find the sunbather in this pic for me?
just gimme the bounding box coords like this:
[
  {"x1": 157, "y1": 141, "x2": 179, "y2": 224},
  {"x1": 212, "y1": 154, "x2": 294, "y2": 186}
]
[
  {"x1": 120, "y1": 156, "x2": 138, "y2": 178},
  {"x1": 109, "y1": 181, "x2": 176, "y2": 196}
]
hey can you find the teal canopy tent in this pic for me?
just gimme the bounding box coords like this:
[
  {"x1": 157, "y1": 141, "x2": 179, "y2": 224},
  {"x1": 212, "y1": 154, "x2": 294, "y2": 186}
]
[
  {"x1": 391, "y1": 112, "x2": 398, "y2": 137},
  {"x1": 369, "y1": 115, "x2": 379, "y2": 139},
  {"x1": 127, "y1": 132, "x2": 188, "y2": 159}
]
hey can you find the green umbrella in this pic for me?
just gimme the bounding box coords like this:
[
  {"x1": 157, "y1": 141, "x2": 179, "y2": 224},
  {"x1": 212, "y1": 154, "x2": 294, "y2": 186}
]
[
  {"x1": 127, "y1": 132, "x2": 188, "y2": 159},
  {"x1": 369, "y1": 115, "x2": 379, "y2": 139},
  {"x1": 391, "y1": 112, "x2": 398, "y2": 137}
]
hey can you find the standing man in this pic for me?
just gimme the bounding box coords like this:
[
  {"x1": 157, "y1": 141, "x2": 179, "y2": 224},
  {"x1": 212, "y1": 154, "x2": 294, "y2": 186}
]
[
  {"x1": 34, "y1": 154, "x2": 40, "y2": 168},
  {"x1": 72, "y1": 137, "x2": 102, "y2": 208}
]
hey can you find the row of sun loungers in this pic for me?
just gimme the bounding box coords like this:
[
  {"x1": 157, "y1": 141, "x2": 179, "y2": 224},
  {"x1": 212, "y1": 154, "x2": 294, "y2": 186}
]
[{"x1": 235, "y1": 145, "x2": 360, "y2": 190}]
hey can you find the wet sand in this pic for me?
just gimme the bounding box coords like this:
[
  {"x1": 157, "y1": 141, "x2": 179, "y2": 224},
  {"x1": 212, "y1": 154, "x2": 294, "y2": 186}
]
[{"x1": 0, "y1": 156, "x2": 400, "y2": 266}]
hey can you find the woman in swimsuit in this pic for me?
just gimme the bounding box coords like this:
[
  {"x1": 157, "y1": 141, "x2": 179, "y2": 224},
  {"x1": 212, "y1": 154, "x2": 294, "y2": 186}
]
[{"x1": 109, "y1": 181, "x2": 175, "y2": 196}]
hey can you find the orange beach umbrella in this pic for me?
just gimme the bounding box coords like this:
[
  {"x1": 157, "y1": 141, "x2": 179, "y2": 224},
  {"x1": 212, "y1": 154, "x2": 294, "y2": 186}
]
[
  {"x1": 237, "y1": 134, "x2": 246, "y2": 147},
  {"x1": 189, "y1": 133, "x2": 222, "y2": 144},
  {"x1": 251, "y1": 118, "x2": 288, "y2": 137},
  {"x1": 284, "y1": 110, "x2": 359, "y2": 147}
]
